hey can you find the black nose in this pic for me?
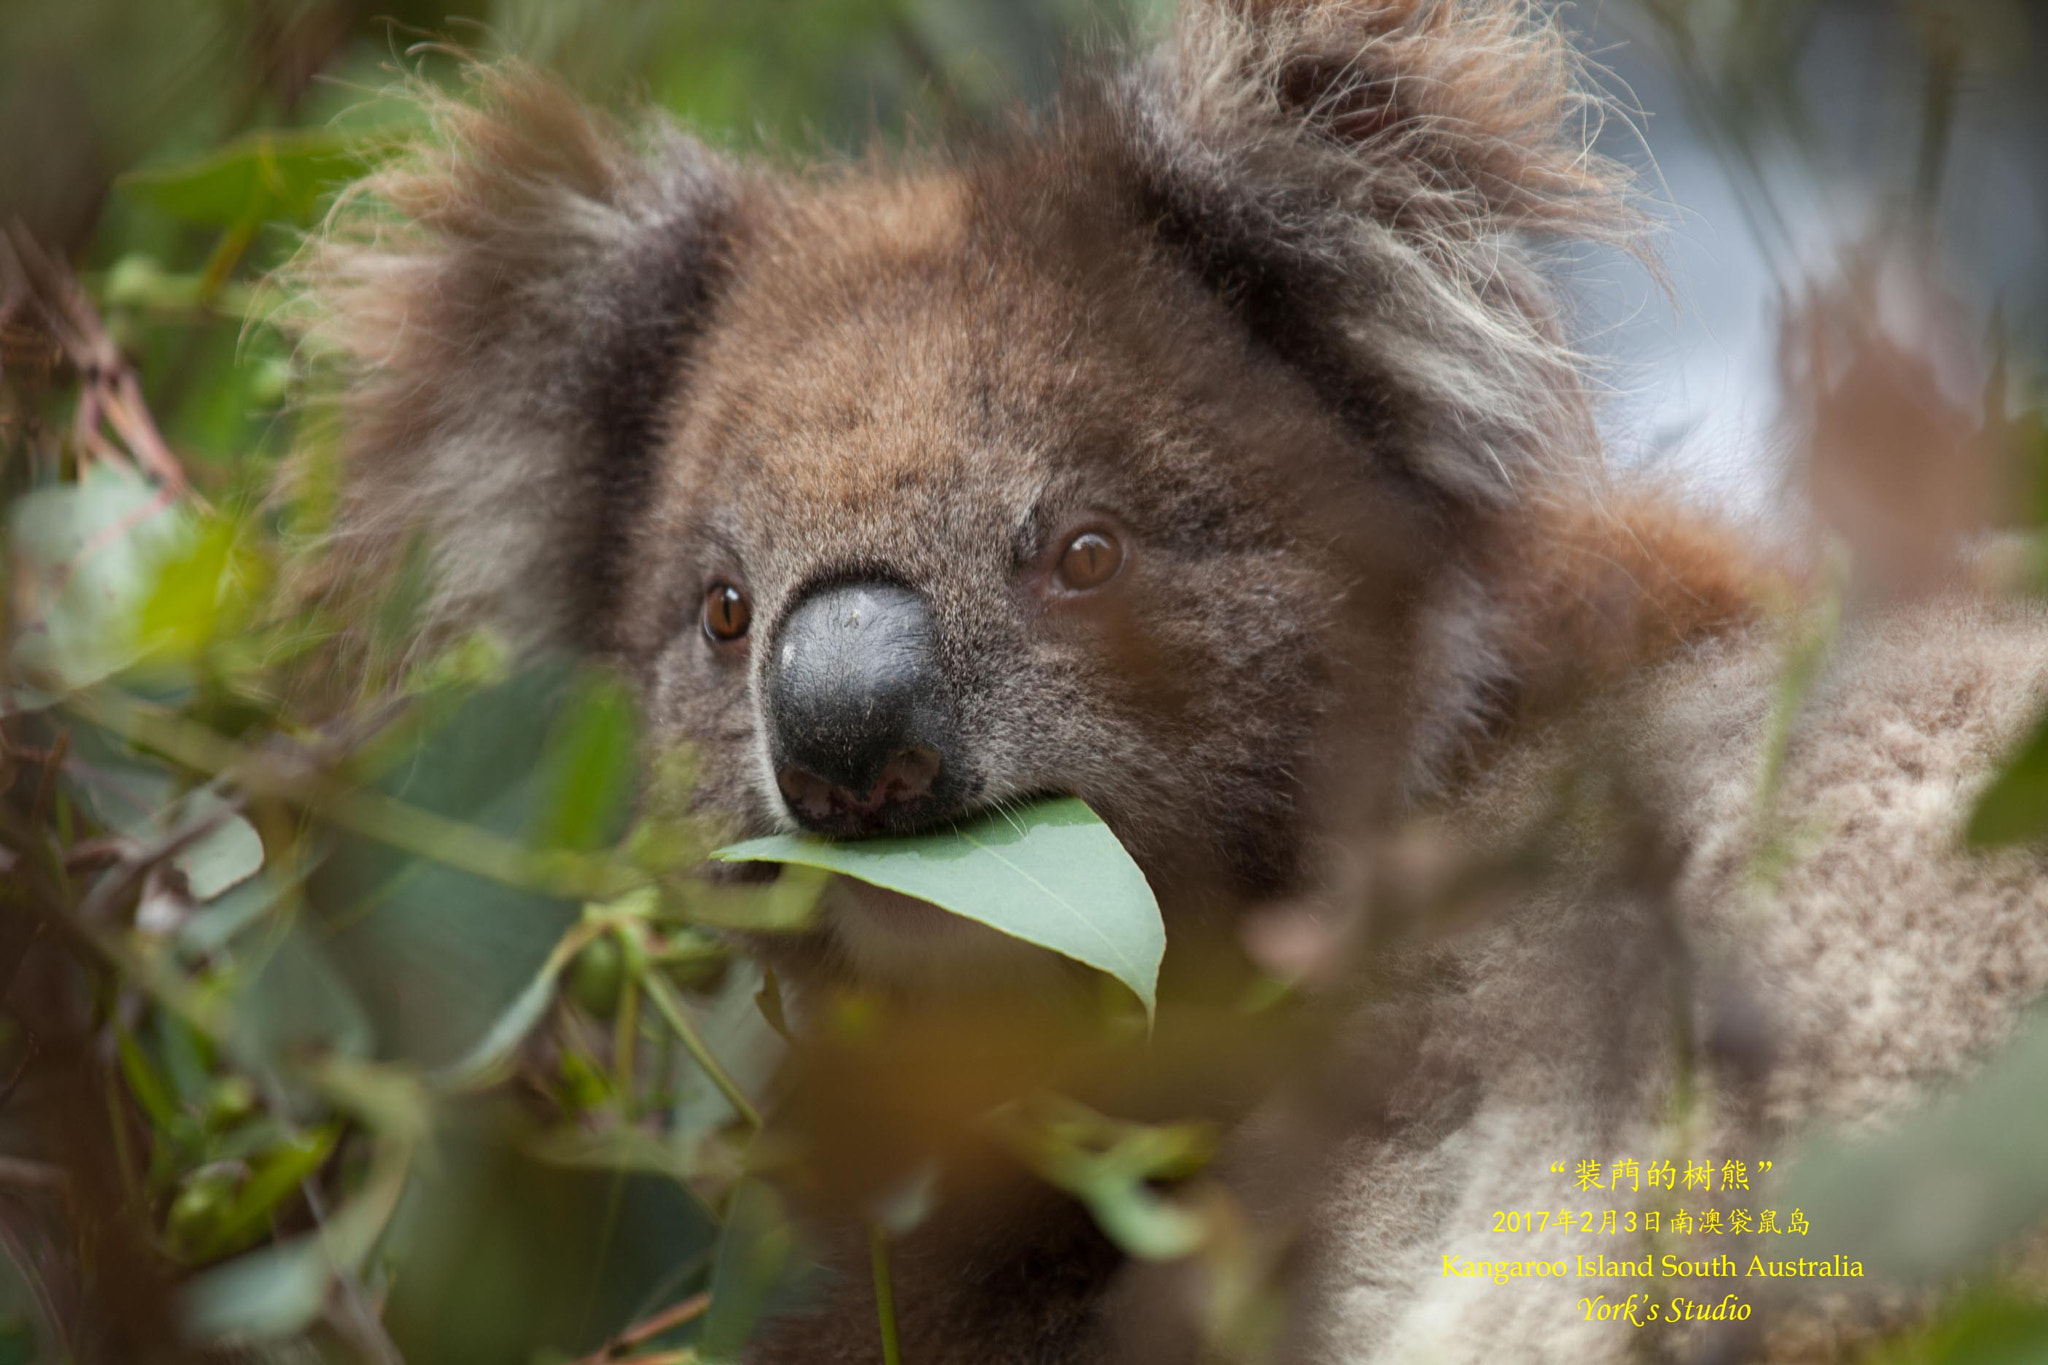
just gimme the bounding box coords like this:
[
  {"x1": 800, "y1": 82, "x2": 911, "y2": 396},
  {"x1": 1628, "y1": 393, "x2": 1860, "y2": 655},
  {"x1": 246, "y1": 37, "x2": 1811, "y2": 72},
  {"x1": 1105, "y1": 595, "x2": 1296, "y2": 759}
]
[{"x1": 766, "y1": 581, "x2": 957, "y2": 836}]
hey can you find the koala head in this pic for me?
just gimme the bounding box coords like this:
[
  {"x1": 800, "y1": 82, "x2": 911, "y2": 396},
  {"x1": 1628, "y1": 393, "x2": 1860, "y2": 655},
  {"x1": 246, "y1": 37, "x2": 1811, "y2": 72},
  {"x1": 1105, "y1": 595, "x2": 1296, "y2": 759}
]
[{"x1": 298, "y1": 0, "x2": 1644, "y2": 991}]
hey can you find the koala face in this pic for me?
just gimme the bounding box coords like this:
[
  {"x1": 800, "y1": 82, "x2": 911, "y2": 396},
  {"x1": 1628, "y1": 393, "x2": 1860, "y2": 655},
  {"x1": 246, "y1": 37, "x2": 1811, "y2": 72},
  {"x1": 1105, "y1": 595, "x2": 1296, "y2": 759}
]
[
  {"x1": 610, "y1": 168, "x2": 1442, "y2": 983},
  {"x1": 301, "y1": 0, "x2": 1646, "y2": 989},
  {"x1": 627, "y1": 175, "x2": 1373, "y2": 901}
]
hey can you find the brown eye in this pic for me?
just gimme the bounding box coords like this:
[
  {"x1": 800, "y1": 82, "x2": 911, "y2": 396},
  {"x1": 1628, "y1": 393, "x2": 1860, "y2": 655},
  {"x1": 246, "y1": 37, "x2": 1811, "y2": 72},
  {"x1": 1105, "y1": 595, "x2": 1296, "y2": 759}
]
[
  {"x1": 1055, "y1": 530, "x2": 1124, "y2": 592},
  {"x1": 702, "y1": 582, "x2": 751, "y2": 643}
]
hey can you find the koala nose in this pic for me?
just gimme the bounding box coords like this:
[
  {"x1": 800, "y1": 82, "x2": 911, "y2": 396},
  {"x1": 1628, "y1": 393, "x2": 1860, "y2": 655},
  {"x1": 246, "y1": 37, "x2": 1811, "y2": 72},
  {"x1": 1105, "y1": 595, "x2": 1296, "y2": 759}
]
[{"x1": 766, "y1": 581, "x2": 955, "y2": 835}]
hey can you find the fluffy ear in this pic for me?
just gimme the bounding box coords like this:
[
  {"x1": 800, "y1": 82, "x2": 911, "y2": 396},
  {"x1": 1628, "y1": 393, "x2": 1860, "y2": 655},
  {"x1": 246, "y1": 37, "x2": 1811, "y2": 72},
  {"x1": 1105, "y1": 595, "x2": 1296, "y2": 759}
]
[
  {"x1": 1125, "y1": 0, "x2": 1650, "y2": 503},
  {"x1": 289, "y1": 64, "x2": 741, "y2": 649}
]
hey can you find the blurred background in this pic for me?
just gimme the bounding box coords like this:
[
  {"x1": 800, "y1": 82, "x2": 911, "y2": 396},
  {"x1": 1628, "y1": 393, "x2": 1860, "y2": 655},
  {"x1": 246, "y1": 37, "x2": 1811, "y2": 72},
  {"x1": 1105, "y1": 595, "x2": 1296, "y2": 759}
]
[
  {"x1": 3, "y1": 1, "x2": 2047, "y2": 1362},
  {"x1": 6, "y1": 0, "x2": 2046, "y2": 509}
]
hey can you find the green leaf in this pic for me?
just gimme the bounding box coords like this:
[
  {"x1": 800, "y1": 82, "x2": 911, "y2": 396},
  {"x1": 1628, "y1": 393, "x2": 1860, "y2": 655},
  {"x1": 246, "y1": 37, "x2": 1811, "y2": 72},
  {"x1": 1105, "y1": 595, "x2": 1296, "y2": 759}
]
[
  {"x1": 117, "y1": 129, "x2": 370, "y2": 226},
  {"x1": 382, "y1": 1132, "x2": 718, "y2": 1362},
  {"x1": 179, "y1": 1235, "x2": 332, "y2": 1343},
  {"x1": 429, "y1": 920, "x2": 605, "y2": 1091},
  {"x1": 533, "y1": 671, "x2": 640, "y2": 853},
  {"x1": 664, "y1": 960, "x2": 788, "y2": 1141},
  {"x1": 7, "y1": 464, "x2": 188, "y2": 692},
  {"x1": 57, "y1": 752, "x2": 265, "y2": 906},
  {"x1": 181, "y1": 1133, "x2": 412, "y2": 1343},
  {"x1": 195, "y1": 1126, "x2": 341, "y2": 1260},
  {"x1": 1783, "y1": 1011, "x2": 2048, "y2": 1282},
  {"x1": 133, "y1": 512, "x2": 271, "y2": 671},
  {"x1": 676, "y1": 861, "x2": 831, "y2": 933},
  {"x1": 153, "y1": 1011, "x2": 216, "y2": 1111},
  {"x1": 165, "y1": 787, "x2": 265, "y2": 902},
  {"x1": 114, "y1": 1023, "x2": 181, "y2": 1134},
  {"x1": 178, "y1": 816, "x2": 265, "y2": 902},
  {"x1": 1967, "y1": 708, "x2": 2048, "y2": 848},
  {"x1": 306, "y1": 658, "x2": 640, "y2": 1069},
  {"x1": 1860, "y1": 1290, "x2": 2048, "y2": 1365},
  {"x1": 175, "y1": 874, "x2": 289, "y2": 959},
  {"x1": 700, "y1": 1179, "x2": 820, "y2": 1363},
  {"x1": 232, "y1": 923, "x2": 375, "y2": 1071},
  {"x1": 712, "y1": 798, "x2": 1163, "y2": 1019}
]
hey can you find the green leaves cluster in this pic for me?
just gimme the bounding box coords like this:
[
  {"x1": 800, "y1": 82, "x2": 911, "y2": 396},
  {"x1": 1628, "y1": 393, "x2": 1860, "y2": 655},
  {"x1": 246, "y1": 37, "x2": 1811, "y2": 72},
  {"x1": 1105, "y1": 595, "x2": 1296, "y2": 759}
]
[{"x1": 3, "y1": 131, "x2": 1167, "y2": 1365}]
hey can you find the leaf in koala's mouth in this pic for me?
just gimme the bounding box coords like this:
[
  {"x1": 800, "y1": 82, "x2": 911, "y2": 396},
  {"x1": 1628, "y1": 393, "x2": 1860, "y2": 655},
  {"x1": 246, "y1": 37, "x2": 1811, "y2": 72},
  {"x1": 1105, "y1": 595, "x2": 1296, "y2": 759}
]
[{"x1": 710, "y1": 798, "x2": 1163, "y2": 1020}]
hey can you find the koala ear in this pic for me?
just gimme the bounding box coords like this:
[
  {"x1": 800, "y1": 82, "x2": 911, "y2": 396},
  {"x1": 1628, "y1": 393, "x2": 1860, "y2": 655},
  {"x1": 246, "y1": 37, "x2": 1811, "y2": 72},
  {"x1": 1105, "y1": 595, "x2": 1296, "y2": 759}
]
[
  {"x1": 1127, "y1": 0, "x2": 1651, "y2": 503},
  {"x1": 290, "y1": 64, "x2": 740, "y2": 649}
]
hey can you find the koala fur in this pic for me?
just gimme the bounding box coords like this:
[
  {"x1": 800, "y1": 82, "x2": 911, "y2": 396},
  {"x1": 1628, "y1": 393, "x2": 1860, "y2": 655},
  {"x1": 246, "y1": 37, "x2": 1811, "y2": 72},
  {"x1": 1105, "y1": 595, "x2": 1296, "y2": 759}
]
[{"x1": 295, "y1": 1, "x2": 2048, "y2": 1360}]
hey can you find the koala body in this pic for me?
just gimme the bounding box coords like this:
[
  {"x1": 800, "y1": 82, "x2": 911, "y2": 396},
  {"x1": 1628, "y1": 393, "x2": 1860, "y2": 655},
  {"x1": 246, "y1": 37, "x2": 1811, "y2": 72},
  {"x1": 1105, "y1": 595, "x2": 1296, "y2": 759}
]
[
  {"x1": 299, "y1": 0, "x2": 2048, "y2": 1360},
  {"x1": 1260, "y1": 586, "x2": 2048, "y2": 1365}
]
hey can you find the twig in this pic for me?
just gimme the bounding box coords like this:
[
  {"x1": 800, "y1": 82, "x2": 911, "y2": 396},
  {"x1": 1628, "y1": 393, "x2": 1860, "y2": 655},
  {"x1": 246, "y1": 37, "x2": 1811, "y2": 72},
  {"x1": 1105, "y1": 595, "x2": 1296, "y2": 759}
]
[
  {"x1": 641, "y1": 972, "x2": 761, "y2": 1130},
  {"x1": 62, "y1": 837, "x2": 134, "y2": 873},
  {"x1": 0, "y1": 1035, "x2": 37, "y2": 1110},
  {"x1": 290, "y1": 1151, "x2": 405, "y2": 1365},
  {"x1": 870, "y1": 1224, "x2": 903, "y2": 1365},
  {"x1": 0, "y1": 240, "x2": 31, "y2": 389},
  {"x1": 73, "y1": 799, "x2": 238, "y2": 927},
  {"x1": 2, "y1": 223, "x2": 190, "y2": 495},
  {"x1": 103, "y1": 368, "x2": 191, "y2": 490},
  {"x1": 577, "y1": 1291, "x2": 710, "y2": 1363},
  {"x1": 613, "y1": 955, "x2": 641, "y2": 1122},
  {"x1": 29, "y1": 728, "x2": 68, "y2": 829}
]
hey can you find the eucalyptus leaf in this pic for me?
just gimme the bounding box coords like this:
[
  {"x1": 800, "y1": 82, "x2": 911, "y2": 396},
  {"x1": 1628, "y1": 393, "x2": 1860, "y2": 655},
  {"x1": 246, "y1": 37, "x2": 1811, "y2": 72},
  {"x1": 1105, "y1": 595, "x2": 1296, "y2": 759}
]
[
  {"x1": 383, "y1": 1133, "x2": 718, "y2": 1361},
  {"x1": 59, "y1": 761, "x2": 264, "y2": 903},
  {"x1": 196, "y1": 1126, "x2": 341, "y2": 1260},
  {"x1": 1783, "y1": 1010, "x2": 2048, "y2": 1281},
  {"x1": 306, "y1": 657, "x2": 640, "y2": 1069},
  {"x1": 164, "y1": 788, "x2": 265, "y2": 901},
  {"x1": 429, "y1": 921, "x2": 600, "y2": 1091},
  {"x1": 232, "y1": 923, "x2": 375, "y2": 1072},
  {"x1": 175, "y1": 874, "x2": 290, "y2": 959},
  {"x1": 179, "y1": 1235, "x2": 333, "y2": 1344},
  {"x1": 533, "y1": 670, "x2": 640, "y2": 853},
  {"x1": 176, "y1": 816, "x2": 265, "y2": 902},
  {"x1": 668, "y1": 960, "x2": 788, "y2": 1140},
  {"x1": 712, "y1": 798, "x2": 1163, "y2": 1018},
  {"x1": 700, "y1": 1179, "x2": 821, "y2": 1364},
  {"x1": 7, "y1": 464, "x2": 189, "y2": 691}
]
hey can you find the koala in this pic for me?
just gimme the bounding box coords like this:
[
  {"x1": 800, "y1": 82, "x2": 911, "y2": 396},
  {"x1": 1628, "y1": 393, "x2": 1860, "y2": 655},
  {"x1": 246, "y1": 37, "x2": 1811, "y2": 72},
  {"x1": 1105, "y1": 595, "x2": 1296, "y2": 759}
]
[{"x1": 296, "y1": 0, "x2": 2048, "y2": 1361}]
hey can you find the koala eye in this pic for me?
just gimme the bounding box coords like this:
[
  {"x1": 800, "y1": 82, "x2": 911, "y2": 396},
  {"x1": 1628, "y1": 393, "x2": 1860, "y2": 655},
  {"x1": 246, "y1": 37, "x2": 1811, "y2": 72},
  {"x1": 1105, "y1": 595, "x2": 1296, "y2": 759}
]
[
  {"x1": 702, "y1": 582, "x2": 752, "y2": 643},
  {"x1": 1055, "y1": 529, "x2": 1124, "y2": 593}
]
